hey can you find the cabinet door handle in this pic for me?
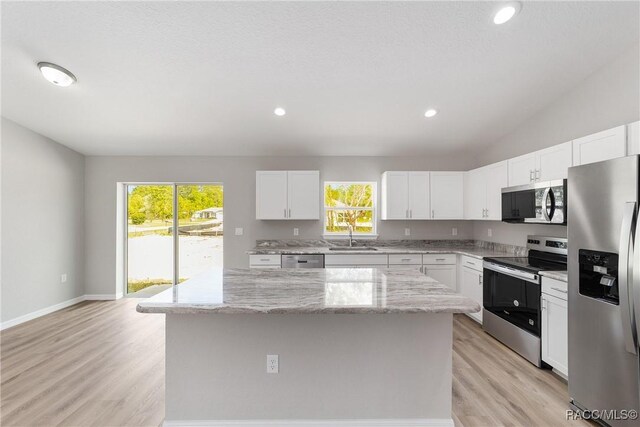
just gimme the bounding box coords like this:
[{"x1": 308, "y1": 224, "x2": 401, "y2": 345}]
[
  {"x1": 410, "y1": 209, "x2": 412, "y2": 218},
  {"x1": 478, "y1": 276, "x2": 483, "y2": 285},
  {"x1": 486, "y1": 209, "x2": 489, "y2": 218},
  {"x1": 406, "y1": 209, "x2": 409, "y2": 219},
  {"x1": 288, "y1": 208, "x2": 291, "y2": 218},
  {"x1": 432, "y1": 210, "x2": 435, "y2": 219},
  {"x1": 284, "y1": 208, "x2": 287, "y2": 218},
  {"x1": 551, "y1": 287, "x2": 568, "y2": 293},
  {"x1": 536, "y1": 169, "x2": 540, "y2": 181},
  {"x1": 530, "y1": 170, "x2": 534, "y2": 182}
]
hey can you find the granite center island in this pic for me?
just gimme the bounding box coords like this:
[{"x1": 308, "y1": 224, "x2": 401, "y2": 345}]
[{"x1": 137, "y1": 267, "x2": 480, "y2": 427}]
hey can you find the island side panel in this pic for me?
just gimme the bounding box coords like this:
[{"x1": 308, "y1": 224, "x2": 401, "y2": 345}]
[{"x1": 165, "y1": 313, "x2": 453, "y2": 423}]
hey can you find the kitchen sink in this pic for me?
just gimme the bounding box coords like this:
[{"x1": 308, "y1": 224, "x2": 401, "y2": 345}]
[{"x1": 328, "y1": 247, "x2": 378, "y2": 251}]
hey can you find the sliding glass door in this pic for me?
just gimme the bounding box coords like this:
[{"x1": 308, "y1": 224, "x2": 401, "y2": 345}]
[
  {"x1": 177, "y1": 184, "x2": 224, "y2": 283},
  {"x1": 126, "y1": 183, "x2": 223, "y2": 297}
]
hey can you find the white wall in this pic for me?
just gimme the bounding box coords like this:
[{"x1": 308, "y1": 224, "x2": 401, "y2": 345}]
[
  {"x1": 475, "y1": 42, "x2": 640, "y2": 167},
  {"x1": 1, "y1": 118, "x2": 85, "y2": 323},
  {"x1": 471, "y1": 43, "x2": 639, "y2": 245},
  {"x1": 84, "y1": 155, "x2": 473, "y2": 296},
  {"x1": 472, "y1": 221, "x2": 567, "y2": 247}
]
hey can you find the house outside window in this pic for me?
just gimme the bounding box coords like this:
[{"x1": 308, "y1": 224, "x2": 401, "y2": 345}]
[{"x1": 324, "y1": 182, "x2": 376, "y2": 237}]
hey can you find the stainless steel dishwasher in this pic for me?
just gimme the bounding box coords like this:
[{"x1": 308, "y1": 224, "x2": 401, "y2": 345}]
[{"x1": 281, "y1": 254, "x2": 324, "y2": 268}]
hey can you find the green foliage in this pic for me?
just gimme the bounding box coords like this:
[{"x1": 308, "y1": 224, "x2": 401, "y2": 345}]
[
  {"x1": 128, "y1": 277, "x2": 187, "y2": 293},
  {"x1": 130, "y1": 212, "x2": 146, "y2": 225},
  {"x1": 324, "y1": 183, "x2": 374, "y2": 233},
  {"x1": 127, "y1": 185, "x2": 223, "y2": 224}
]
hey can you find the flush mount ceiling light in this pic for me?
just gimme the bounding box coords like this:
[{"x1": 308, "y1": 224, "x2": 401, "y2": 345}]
[
  {"x1": 37, "y1": 62, "x2": 77, "y2": 87},
  {"x1": 493, "y1": 2, "x2": 521, "y2": 25},
  {"x1": 274, "y1": 107, "x2": 286, "y2": 116},
  {"x1": 424, "y1": 109, "x2": 438, "y2": 118}
]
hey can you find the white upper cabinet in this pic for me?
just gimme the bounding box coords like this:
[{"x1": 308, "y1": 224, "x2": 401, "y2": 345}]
[
  {"x1": 287, "y1": 171, "x2": 321, "y2": 220},
  {"x1": 572, "y1": 125, "x2": 627, "y2": 166},
  {"x1": 408, "y1": 172, "x2": 431, "y2": 219},
  {"x1": 430, "y1": 172, "x2": 464, "y2": 219},
  {"x1": 507, "y1": 152, "x2": 537, "y2": 186},
  {"x1": 484, "y1": 161, "x2": 508, "y2": 220},
  {"x1": 381, "y1": 172, "x2": 410, "y2": 219},
  {"x1": 464, "y1": 161, "x2": 507, "y2": 221},
  {"x1": 627, "y1": 121, "x2": 639, "y2": 156},
  {"x1": 256, "y1": 171, "x2": 288, "y2": 219},
  {"x1": 508, "y1": 141, "x2": 572, "y2": 186},
  {"x1": 381, "y1": 172, "x2": 430, "y2": 220},
  {"x1": 537, "y1": 141, "x2": 572, "y2": 181},
  {"x1": 464, "y1": 168, "x2": 485, "y2": 220},
  {"x1": 256, "y1": 171, "x2": 319, "y2": 220}
]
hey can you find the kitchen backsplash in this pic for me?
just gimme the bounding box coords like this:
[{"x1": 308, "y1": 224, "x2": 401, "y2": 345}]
[{"x1": 255, "y1": 239, "x2": 528, "y2": 256}]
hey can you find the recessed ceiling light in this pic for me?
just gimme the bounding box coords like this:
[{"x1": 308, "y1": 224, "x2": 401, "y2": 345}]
[
  {"x1": 37, "y1": 62, "x2": 77, "y2": 87},
  {"x1": 424, "y1": 109, "x2": 438, "y2": 118},
  {"x1": 274, "y1": 107, "x2": 286, "y2": 116},
  {"x1": 493, "y1": 2, "x2": 521, "y2": 25}
]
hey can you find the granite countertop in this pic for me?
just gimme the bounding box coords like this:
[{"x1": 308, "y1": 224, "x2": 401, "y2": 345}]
[
  {"x1": 136, "y1": 267, "x2": 480, "y2": 315},
  {"x1": 247, "y1": 244, "x2": 518, "y2": 260},
  {"x1": 540, "y1": 270, "x2": 568, "y2": 282}
]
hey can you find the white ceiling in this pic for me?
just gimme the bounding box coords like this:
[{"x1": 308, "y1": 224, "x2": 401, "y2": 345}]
[{"x1": 2, "y1": 1, "x2": 639, "y2": 156}]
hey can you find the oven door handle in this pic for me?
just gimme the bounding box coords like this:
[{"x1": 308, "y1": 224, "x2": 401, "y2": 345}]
[{"x1": 483, "y1": 262, "x2": 539, "y2": 284}]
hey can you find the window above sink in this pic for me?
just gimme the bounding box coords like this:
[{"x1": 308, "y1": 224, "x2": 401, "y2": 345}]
[{"x1": 324, "y1": 182, "x2": 377, "y2": 238}]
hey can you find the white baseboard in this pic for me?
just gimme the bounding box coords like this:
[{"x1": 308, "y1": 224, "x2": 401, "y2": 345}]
[
  {"x1": 85, "y1": 294, "x2": 120, "y2": 300},
  {"x1": 0, "y1": 295, "x2": 85, "y2": 330},
  {"x1": 163, "y1": 419, "x2": 454, "y2": 427},
  {"x1": 2, "y1": 292, "x2": 125, "y2": 330}
]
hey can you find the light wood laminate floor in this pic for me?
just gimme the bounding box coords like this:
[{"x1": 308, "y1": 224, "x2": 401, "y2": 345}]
[{"x1": 1, "y1": 299, "x2": 592, "y2": 427}]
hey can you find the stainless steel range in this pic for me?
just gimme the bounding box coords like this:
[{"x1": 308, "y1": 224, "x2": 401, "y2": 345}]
[{"x1": 483, "y1": 236, "x2": 568, "y2": 366}]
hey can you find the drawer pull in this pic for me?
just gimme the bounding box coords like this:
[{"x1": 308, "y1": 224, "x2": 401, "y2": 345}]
[
  {"x1": 551, "y1": 287, "x2": 568, "y2": 293},
  {"x1": 260, "y1": 258, "x2": 270, "y2": 261},
  {"x1": 435, "y1": 258, "x2": 446, "y2": 261},
  {"x1": 466, "y1": 261, "x2": 475, "y2": 265},
  {"x1": 401, "y1": 258, "x2": 412, "y2": 262}
]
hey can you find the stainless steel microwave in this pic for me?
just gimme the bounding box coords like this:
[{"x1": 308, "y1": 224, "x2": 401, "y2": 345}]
[{"x1": 501, "y1": 179, "x2": 566, "y2": 224}]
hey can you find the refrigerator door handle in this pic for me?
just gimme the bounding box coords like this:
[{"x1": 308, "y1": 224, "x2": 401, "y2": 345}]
[
  {"x1": 634, "y1": 204, "x2": 640, "y2": 352},
  {"x1": 619, "y1": 202, "x2": 637, "y2": 355}
]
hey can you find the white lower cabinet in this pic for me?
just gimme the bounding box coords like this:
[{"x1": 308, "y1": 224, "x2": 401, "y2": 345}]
[
  {"x1": 249, "y1": 255, "x2": 282, "y2": 269},
  {"x1": 459, "y1": 256, "x2": 483, "y2": 323},
  {"x1": 325, "y1": 254, "x2": 388, "y2": 267},
  {"x1": 424, "y1": 265, "x2": 456, "y2": 291},
  {"x1": 541, "y1": 277, "x2": 568, "y2": 377}
]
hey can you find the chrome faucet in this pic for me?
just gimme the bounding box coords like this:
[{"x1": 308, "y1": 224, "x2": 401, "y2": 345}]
[{"x1": 348, "y1": 224, "x2": 354, "y2": 247}]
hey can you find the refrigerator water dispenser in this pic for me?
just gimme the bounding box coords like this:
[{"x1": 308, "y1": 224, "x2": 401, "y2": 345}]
[{"x1": 578, "y1": 249, "x2": 619, "y2": 304}]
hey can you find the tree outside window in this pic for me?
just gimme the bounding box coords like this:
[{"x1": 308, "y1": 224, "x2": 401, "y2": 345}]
[{"x1": 324, "y1": 182, "x2": 376, "y2": 235}]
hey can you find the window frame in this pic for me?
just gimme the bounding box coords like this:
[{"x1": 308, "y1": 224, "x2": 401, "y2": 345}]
[{"x1": 323, "y1": 181, "x2": 378, "y2": 238}]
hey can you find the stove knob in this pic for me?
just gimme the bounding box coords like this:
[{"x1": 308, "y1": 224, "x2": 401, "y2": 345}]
[{"x1": 513, "y1": 300, "x2": 520, "y2": 307}]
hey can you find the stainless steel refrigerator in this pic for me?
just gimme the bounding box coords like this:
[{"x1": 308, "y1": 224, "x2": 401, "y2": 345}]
[{"x1": 568, "y1": 155, "x2": 640, "y2": 426}]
